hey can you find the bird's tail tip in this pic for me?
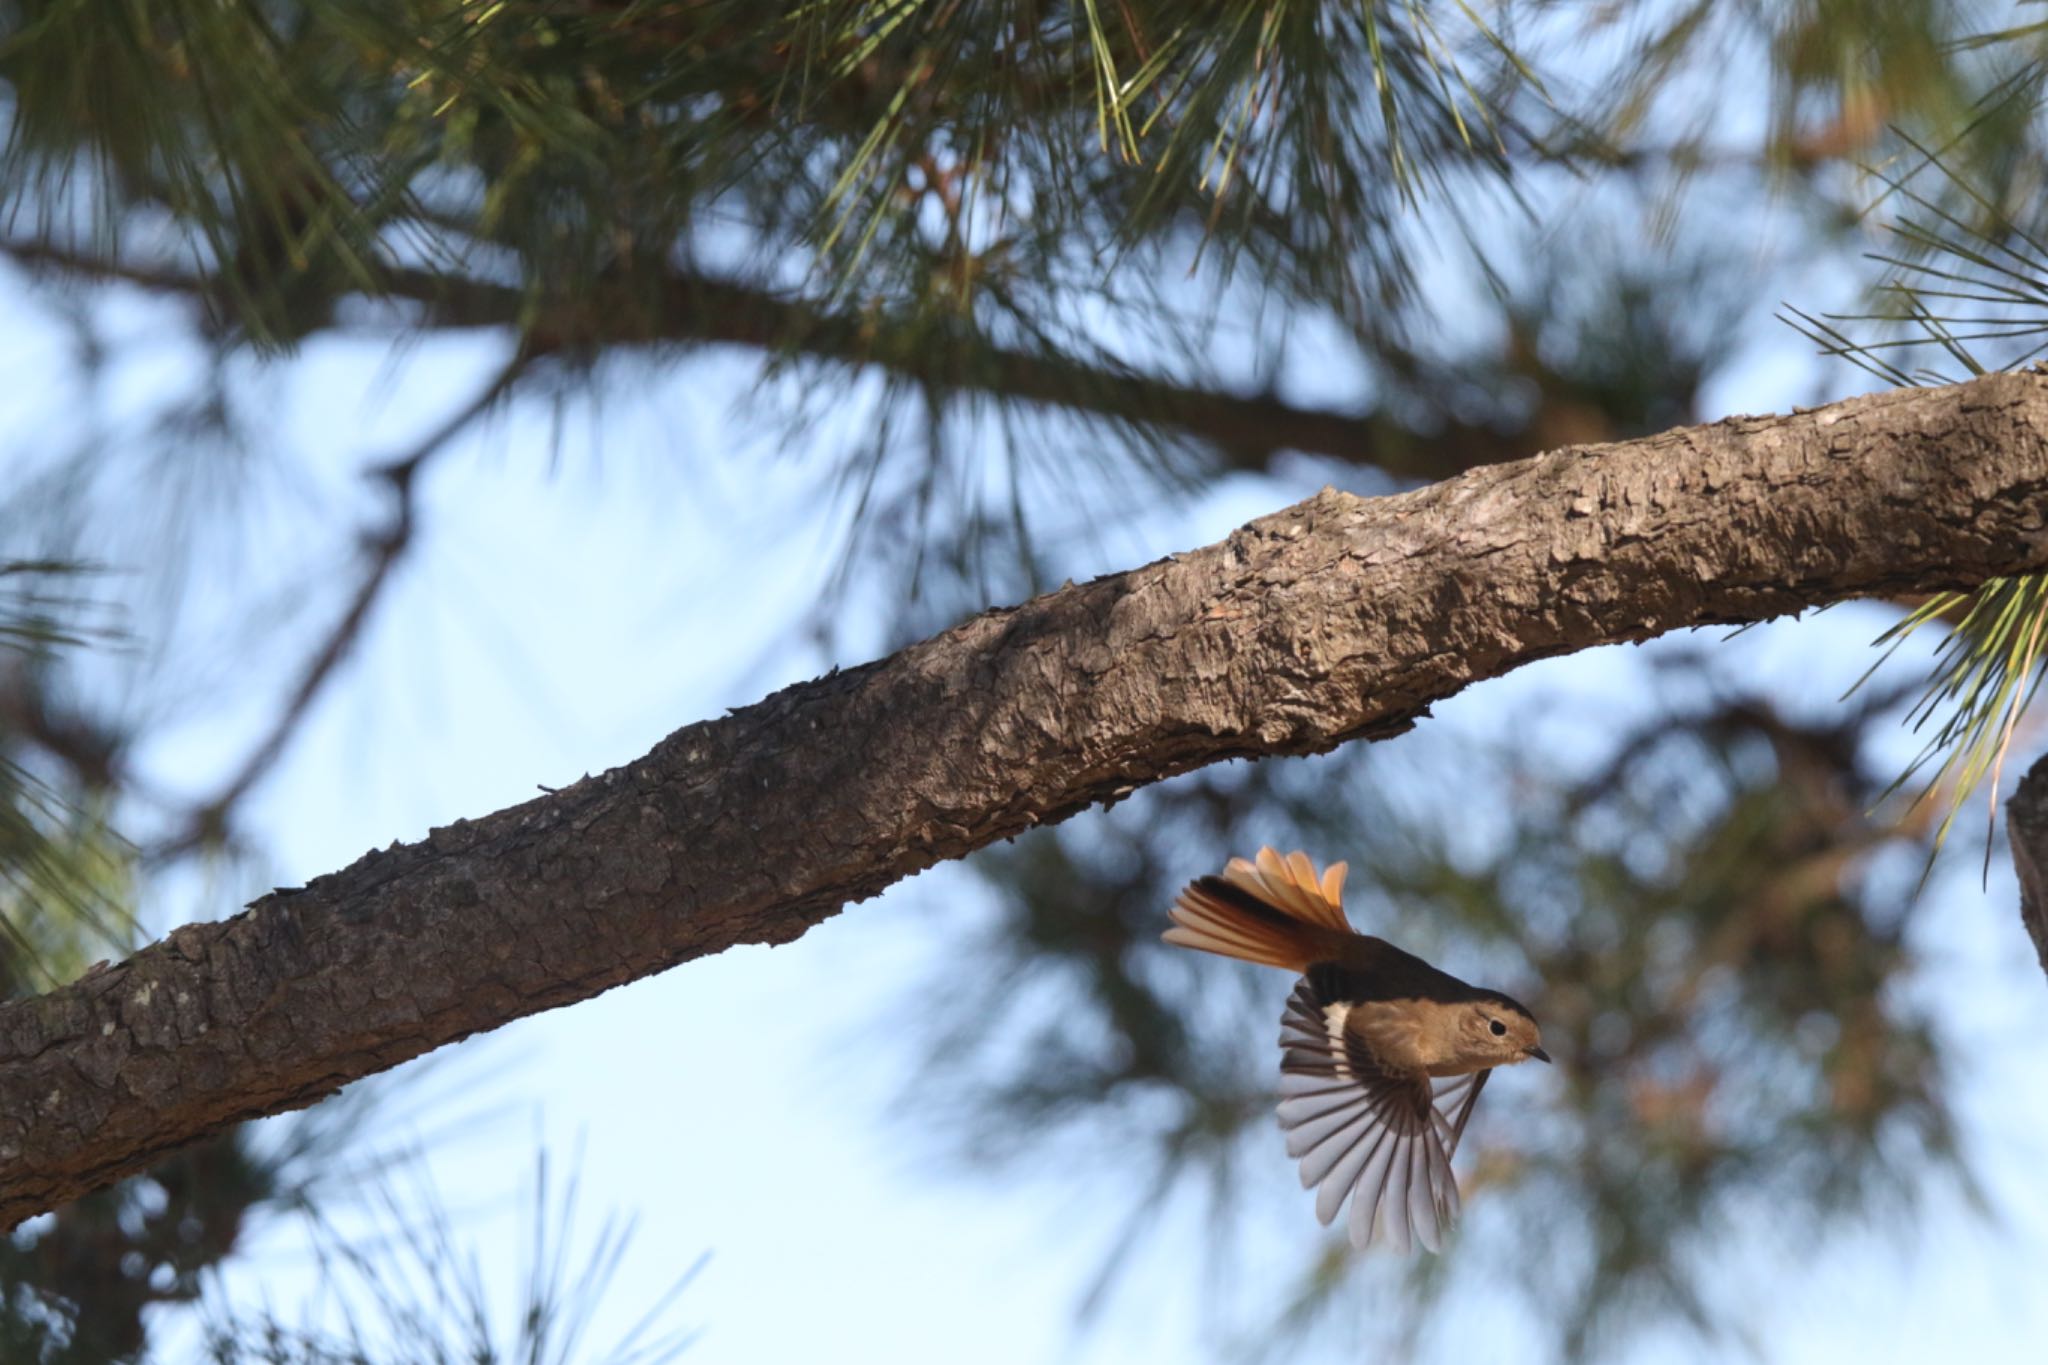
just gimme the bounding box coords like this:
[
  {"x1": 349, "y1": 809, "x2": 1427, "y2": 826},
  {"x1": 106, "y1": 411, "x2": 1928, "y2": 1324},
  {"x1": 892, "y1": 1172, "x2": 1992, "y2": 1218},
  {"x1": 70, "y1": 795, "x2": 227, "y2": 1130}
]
[{"x1": 1163, "y1": 847, "x2": 1352, "y2": 970}]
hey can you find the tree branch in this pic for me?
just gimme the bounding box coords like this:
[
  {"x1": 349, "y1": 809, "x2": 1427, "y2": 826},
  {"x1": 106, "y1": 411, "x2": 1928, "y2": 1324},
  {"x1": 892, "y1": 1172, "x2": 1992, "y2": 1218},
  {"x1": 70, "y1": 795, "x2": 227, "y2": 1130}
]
[
  {"x1": 396, "y1": 264, "x2": 1518, "y2": 479},
  {"x1": 2, "y1": 238, "x2": 1508, "y2": 479},
  {"x1": 2007, "y1": 753, "x2": 2048, "y2": 978},
  {"x1": 7, "y1": 372, "x2": 2048, "y2": 1226}
]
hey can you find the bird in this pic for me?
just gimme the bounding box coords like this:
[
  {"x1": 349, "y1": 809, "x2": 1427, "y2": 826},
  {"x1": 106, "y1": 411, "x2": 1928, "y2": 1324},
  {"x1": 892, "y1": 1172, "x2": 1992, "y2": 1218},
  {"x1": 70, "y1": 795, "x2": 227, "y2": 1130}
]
[{"x1": 1163, "y1": 846, "x2": 1549, "y2": 1254}]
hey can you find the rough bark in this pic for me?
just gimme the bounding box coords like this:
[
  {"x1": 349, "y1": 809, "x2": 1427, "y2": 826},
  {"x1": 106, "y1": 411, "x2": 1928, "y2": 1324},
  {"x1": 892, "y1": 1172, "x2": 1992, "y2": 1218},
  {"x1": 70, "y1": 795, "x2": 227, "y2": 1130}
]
[
  {"x1": 7, "y1": 372, "x2": 2048, "y2": 1227},
  {"x1": 2007, "y1": 754, "x2": 2048, "y2": 976}
]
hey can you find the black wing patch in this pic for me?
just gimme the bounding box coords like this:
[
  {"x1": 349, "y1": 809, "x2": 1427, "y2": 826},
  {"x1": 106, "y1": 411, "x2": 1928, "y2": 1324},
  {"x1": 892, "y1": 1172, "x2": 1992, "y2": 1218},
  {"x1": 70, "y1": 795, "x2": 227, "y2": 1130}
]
[{"x1": 1275, "y1": 976, "x2": 1490, "y2": 1254}]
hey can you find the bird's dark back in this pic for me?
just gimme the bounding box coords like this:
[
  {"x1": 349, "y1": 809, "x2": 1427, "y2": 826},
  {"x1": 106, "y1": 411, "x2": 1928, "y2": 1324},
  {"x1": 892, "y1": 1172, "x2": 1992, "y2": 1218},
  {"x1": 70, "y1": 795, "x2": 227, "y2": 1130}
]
[{"x1": 1313, "y1": 936, "x2": 1487, "y2": 1006}]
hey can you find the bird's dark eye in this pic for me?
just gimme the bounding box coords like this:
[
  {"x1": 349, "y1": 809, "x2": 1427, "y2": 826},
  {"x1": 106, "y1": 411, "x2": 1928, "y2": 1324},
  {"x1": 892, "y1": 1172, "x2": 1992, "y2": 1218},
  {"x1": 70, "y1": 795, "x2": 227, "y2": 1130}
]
[{"x1": 1488, "y1": 1019, "x2": 1507, "y2": 1037}]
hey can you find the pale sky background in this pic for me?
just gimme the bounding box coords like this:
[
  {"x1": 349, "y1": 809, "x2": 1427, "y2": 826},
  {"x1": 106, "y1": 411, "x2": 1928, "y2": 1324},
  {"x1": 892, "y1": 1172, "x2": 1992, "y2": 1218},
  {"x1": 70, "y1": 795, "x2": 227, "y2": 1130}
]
[{"x1": 7, "y1": 65, "x2": 2048, "y2": 1363}]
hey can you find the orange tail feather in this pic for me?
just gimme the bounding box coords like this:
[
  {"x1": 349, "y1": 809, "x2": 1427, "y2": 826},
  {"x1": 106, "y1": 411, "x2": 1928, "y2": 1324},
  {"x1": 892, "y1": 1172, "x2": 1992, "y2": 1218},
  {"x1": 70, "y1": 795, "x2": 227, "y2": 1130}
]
[{"x1": 1163, "y1": 847, "x2": 1354, "y2": 971}]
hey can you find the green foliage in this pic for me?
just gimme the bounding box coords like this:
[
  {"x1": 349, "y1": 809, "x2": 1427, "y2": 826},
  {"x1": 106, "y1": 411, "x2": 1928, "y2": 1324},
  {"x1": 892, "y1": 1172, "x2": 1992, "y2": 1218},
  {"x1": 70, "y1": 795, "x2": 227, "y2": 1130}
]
[
  {"x1": 199, "y1": 1151, "x2": 703, "y2": 1365},
  {"x1": 0, "y1": 559, "x2": 132, "y2": 994},
  {"x1": 1782, "y1": 17, "x2": 2048, "y2": 854},
  {"x1": 0, "y1": 0, "x2": 1531, "y2": 332},
  {"x1": 1867, "y1": 578, "x2": 2048, "y2": 863}
]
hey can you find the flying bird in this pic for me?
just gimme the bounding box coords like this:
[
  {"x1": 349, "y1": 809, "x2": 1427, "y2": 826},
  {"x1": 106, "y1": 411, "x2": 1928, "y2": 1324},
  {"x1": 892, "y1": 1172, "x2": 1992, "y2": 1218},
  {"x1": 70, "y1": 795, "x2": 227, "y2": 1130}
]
[{"x1": 1164, "y1": 847, "x2": 1549, "y2": 1253}]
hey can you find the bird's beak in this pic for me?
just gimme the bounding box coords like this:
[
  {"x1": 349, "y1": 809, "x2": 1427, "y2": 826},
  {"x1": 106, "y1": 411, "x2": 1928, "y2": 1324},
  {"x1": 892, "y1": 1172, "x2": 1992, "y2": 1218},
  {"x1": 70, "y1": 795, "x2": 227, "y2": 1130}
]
[{"x1": 1528, "y1": 1045, "x2": 1552, "y2": 1064}]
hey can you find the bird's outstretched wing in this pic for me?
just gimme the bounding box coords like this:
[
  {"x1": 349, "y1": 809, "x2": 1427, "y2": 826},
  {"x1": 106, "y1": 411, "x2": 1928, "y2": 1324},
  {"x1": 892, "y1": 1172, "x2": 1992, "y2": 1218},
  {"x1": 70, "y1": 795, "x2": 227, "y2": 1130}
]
[{"x1": 1274, "y1": 977, "x2": 1491, "y2": 1254}]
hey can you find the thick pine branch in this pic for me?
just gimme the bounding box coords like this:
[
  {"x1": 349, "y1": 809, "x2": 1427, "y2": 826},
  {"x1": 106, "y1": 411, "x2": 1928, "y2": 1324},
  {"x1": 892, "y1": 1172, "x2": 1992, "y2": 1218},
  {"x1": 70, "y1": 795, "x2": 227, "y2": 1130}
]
[{"x1": 7, "y1": 373, "x2": 2048, "y2": 1225}]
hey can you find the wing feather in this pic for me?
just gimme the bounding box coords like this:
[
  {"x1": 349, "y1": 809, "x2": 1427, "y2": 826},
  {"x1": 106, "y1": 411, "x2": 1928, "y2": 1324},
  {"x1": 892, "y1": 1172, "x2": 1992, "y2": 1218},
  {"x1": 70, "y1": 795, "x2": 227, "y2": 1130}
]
[{"x1": 1275, "y1": 976, "x2": 1487, "y2": 1254}]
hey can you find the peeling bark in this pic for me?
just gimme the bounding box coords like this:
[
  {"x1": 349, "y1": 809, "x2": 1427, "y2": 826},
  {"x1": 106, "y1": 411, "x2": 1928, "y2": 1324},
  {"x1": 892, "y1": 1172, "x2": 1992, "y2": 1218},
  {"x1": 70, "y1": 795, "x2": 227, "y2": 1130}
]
[{"x1": 7, "y1": 372, "x2": 2048, "y2": 1226}]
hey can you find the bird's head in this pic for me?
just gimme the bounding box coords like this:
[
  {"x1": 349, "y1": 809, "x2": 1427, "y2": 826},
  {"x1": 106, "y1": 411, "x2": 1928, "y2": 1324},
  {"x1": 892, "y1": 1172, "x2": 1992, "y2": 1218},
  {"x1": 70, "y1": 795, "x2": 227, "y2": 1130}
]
[{"x1": 1457, "y1": 992, "x2": 1550, "y2": 1067}]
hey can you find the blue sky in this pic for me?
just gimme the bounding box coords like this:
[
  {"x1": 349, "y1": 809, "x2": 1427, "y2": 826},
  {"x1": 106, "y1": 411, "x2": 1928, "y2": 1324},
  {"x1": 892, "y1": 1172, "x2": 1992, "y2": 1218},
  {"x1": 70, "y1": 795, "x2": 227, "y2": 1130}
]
[{"x1": 8, "y1": 301, "x2": 2028, "y2": 1362}]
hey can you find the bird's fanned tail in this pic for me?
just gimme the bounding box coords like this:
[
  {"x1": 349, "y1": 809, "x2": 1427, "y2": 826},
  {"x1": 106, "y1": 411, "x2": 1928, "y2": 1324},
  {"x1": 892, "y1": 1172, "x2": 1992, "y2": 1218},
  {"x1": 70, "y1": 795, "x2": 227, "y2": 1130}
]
[{"x1": 1162, "y1": 847, "x2": 1353, "y2": 971}]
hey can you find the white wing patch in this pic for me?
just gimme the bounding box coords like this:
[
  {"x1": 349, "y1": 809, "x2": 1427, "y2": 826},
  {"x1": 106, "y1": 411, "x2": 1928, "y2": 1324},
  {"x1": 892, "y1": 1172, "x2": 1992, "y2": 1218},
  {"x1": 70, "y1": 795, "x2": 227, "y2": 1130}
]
[{"x1": 1321, "y1": 1002, "x2": 1353, "y2": 1080}]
